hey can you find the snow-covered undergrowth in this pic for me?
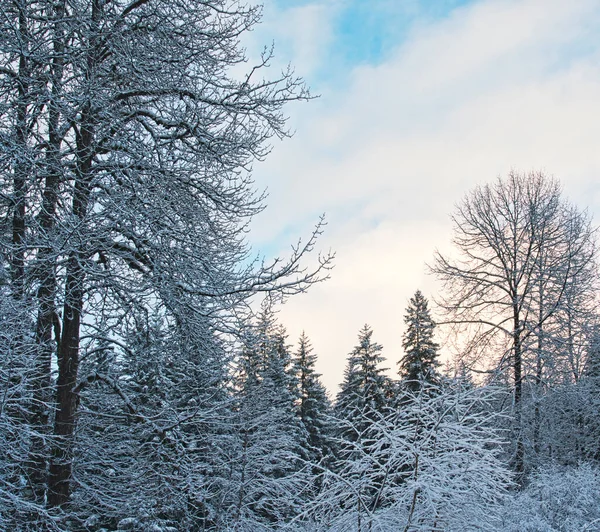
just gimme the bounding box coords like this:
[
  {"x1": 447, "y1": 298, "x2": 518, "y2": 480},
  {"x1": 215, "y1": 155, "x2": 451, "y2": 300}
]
[{"x1": 500, "y1": 464, "x2": 600, "y2": 532}]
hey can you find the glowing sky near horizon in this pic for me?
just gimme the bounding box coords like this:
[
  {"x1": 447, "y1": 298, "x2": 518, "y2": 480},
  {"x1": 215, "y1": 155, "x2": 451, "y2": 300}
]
[{"x1": 244, "y1": 0, "x2": 600, "y2": 393}]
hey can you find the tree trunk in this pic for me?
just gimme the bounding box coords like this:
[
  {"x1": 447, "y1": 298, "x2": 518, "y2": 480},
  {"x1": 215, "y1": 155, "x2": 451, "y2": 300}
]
[
  {"x1": 46, "y1": 259, "x2": 85, "y2": 507},
  {"x1": 28, "y1": 0, "x2": 66, "y2": 501},
  {"x1": 47, "y1": 0, "x2": 101, "y2": 506},
  {"x1": 11, "y1": 1, "x2": 29, "y2": 299},
  {"x1": 46, "y1": 158, "x2": 93, "y2": 507},
  {"x1": 513, "y1": 304, "x2": 525, "y2": 483},
  {"x1": 47, "y1": 114, "x2": 95, "y2": 506}
]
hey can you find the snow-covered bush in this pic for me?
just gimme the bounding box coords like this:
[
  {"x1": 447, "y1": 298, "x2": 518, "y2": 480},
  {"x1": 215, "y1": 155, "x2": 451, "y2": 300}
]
[
  {"x1": 309, "y1": 384, "x2": 512, "y2": 531},
  {"x1": 500, "y1": 463, "x2": 600, "y2": 531}
]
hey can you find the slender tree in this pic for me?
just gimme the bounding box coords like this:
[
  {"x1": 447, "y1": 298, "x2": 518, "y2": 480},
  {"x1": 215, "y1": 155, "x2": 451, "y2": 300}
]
[
  {"x1": 293, "y1": 332, "x2": 332, "y2": 469},
  {"x1": 333, "y1": 325, "x2": 390, "y2": 524},
  {"x1": 398, "y1": 290, "x2": 440, "y2": 393},
  {"x1": 336, "y1": 325, "x2": 389, "y2": 443}
]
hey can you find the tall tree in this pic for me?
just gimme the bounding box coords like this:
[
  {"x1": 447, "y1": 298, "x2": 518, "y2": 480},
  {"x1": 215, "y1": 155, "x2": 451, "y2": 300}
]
[
  {"x1": 0, "y1": 0, "x2": 332, "y2": 513},
  {"x1": 333, "y1": 325, "x2": 390, "y2": 523},
  {"x1": 398, "y1": 290, "x2": 440, "y2": 393},
  {"x1": 293, "y1": 332, "x2": 332, "y2": 469},
  {"x1": 231, "y1": 309, "x2": 309, "y2": 528},
  {"x1": 335, "y1": 324, "x2": 389, "y2": 443},
  {"x1": 0, "y1": 0, "x2": 61, "y2": 503},
  {"x1": 431, "y1": 170, "x2": 596, "y2": 481}
]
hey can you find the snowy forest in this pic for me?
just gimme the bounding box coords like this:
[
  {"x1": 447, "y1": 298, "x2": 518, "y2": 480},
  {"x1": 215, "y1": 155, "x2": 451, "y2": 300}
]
[{"x1": 2, "y1": 1, "x2": 600, "y2": 531}]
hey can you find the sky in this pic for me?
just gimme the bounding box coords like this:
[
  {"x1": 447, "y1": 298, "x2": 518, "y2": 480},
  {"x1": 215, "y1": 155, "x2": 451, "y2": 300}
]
[{"x1": 242, "y1": 0, "x2": 600, "y2": 393}]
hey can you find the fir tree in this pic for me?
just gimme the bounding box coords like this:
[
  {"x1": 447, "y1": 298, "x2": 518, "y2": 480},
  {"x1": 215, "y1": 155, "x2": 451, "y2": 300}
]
[
  {"x1": 72, "y1": 307, "x2": 234, "y2": 530},
  {"x1": 333, "y1": 325, "x2": 393, "y2": 521},
  {"x1": 399, "y1": 290, "x2": 440, "y2": 393}
]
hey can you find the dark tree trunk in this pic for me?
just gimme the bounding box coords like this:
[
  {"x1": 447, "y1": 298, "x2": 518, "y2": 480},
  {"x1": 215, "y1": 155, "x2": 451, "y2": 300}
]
[
  {"x1": 47, "y1": 107, "x2": 95, "y2": 506},
  {"x1": 513, "y1": 303, "x2": 525, "y2": 484},
  {"x1": 27, "y1": 0, "x2": 66, "y2": 501},
  {"x1": 11, "y1": 2, "x2": 29, "y2": 299},
  {"x1": 47, "y1": 0, "x2": 102, "y2": 506},
  {"x1": 46, "y1": 258, "x2": 85, "y2": 507},
  {"x1": 47, "y1": 131, "x2": 94, "y2": 506}
]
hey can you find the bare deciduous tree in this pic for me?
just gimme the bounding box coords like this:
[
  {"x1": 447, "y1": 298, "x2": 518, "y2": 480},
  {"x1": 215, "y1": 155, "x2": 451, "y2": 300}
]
[{"x1": 431, "y1": 170, "x2": 597, "y2": 480}]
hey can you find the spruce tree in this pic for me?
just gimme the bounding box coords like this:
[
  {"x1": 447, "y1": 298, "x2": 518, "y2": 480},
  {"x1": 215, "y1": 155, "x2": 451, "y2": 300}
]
[
  {"x1": 332, "y1": 325, "x2": 390, "y2": 521},
  {"x1": 232, "y1": 307, "x2": 309, "y2": 527},
  {"x1": 399, "y1": 290, "x2": 440, "y2": 392},
  {"x1": 72, "y1": 308, "x2": 234, "y2": 530},
  {"x1": 293, "y1": 332, "x2": 332, "y2": 467},
  {"x1": 335, "y1": 324, "x2": 389, "y2": 447}
]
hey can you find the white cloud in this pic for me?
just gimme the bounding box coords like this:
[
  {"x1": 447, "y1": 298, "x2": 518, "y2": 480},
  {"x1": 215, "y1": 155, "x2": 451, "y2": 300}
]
[
  {"x1": 248, "y1": 0, "x2": 600, "y2": 392},
  {"x1": 241, "y1": 2, "x2": 337, "y2": 80}
]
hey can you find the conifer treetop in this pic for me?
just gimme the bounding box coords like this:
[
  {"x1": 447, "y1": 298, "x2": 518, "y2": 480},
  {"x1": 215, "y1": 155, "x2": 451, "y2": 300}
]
[{"x1": 399, "y1": 290, "x2": 440, "y2": 390}]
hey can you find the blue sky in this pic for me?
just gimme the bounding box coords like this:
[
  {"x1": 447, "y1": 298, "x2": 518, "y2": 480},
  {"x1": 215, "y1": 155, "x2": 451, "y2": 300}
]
[
  {"x1": 271, "y1": 0, "x2": 474, "y2": 71},
  {"x1": 245, "y1": 0, "x2": 600, "y2": 392}
]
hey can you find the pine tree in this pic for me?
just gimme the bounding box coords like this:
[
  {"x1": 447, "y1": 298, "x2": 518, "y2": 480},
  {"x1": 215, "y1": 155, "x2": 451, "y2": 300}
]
[
  {"x1": 331, "y1": 325, "x2": 391, "y2": 524},
  {"x1": 399, "y1": 290, "x2": 440, "y2": 393}
]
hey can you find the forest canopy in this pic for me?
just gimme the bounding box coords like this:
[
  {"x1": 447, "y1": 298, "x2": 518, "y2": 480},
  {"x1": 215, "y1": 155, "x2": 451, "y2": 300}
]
[{"x1": 1, "y1": 1, "x2": 599, "y2": 531}]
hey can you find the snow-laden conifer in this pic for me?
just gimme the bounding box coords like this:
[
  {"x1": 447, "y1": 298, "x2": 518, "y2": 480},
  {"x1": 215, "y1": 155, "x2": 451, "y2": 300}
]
[
  {"x1": 335, "y1": 324, "x2": 389, "y2": 447},
  {"x1": 229, "y1": 306, "x2": 310, "y2": 528},
  {"x1": 293, "y1": 332, "x2": 333, "y2": 472},
  {"x1": 398, "y1": 290, "x2": 440, "y2": 393}
]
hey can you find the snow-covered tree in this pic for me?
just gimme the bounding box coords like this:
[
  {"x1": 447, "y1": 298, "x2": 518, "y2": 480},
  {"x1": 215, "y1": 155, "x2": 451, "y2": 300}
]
[
  {"x1": 330, "y1": 325, "x2": 391, "y2": 521},
  {"x1": 335, "y1": 325, "x2": 389, "y2": 449},
  {"x1": 314, "y1": 384, "x2": 512, "y2": 531},
  {"x1": 398, "y1": 290, "x2": 440, "y2": 393},
  {"x1": 501, "y1": 464, "x2": 600, "y2": 531},
  {"x1": 60, "y1": 305, "x2": 236, "y2": 530},
  {"x1": 431, "y1": 170, "x2": 596, "y2": 480},
  {"x1": 0, "y1": 0, "x2": 332, "y2": 512},
  {"x1": 293, "y1": 332, "x2": 333, "y2": 473},
  {"x1": 228, "y1": 308, "x2": 310, "y2": 528},
  {"x1": 0, "y1": 291, "x2": 58, "y2": 529}
]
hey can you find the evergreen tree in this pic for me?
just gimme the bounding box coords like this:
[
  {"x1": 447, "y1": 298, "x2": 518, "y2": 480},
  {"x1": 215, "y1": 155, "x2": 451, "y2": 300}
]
[
  {"x1": 71, "y1": 307, "x2": 234, "y2": 530},
  {"x1": 331, "y1": 325, "x2": 390, "y2": 522},
  {"x1": 293, "y1": 332, "x2": 332, "y2": 468},
  {"x1": 399, "y1": 290, "x2": 440, "y2": 393},
  {"x1": 270, "y1": 324, "x2": 300, "y2": 405},
  {"x1": 231, "y1": 307, "x2": 309, "y2": 527},
  {"x1": 335, "y1": 324, "x2": 389, "y2": 448}
]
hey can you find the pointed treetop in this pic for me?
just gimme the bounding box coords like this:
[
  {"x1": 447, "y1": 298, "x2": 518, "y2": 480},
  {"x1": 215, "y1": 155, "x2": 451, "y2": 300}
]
[{"x1": 399, "y1": 290, "x2": 440, "y2": 391}]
